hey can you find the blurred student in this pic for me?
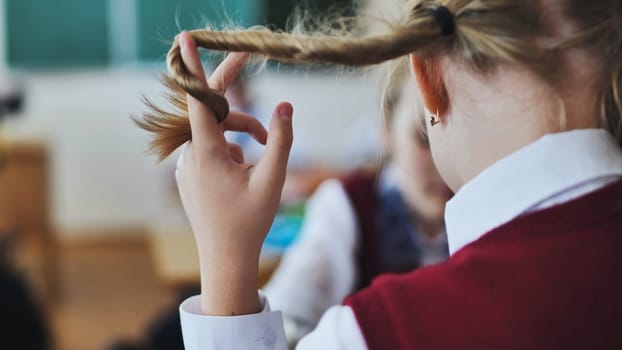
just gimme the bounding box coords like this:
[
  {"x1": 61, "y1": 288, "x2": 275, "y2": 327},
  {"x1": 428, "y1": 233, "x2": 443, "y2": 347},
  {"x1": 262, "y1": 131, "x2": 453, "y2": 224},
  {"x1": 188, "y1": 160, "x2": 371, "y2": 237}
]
[{"x1": 264, "y1": 77, "x2": 452, "y2": 344}]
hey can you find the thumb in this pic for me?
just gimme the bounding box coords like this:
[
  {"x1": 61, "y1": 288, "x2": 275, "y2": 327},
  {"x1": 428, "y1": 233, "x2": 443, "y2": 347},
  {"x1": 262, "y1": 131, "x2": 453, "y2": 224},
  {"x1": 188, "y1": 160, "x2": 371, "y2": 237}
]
[{"x1": 253, "y1": 102, "x2": 294, "y2": 192}]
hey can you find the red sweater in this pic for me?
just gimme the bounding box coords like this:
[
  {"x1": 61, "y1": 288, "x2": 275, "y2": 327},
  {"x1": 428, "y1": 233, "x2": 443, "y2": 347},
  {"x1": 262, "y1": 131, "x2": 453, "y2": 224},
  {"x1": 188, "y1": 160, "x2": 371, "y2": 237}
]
[{"x1": 345, "y1": 179, "x2": 622, "y2": 349}]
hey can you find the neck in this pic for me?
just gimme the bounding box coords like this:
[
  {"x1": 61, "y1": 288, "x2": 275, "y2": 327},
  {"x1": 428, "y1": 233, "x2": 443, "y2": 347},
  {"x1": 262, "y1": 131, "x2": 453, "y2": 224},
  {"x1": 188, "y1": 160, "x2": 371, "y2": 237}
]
[
  {"x1": 414, "y1": 215, "x2": 445, "y2": 239},
  {"x1": 445, "y1": 64, "x2": 600, "y2": 192}
]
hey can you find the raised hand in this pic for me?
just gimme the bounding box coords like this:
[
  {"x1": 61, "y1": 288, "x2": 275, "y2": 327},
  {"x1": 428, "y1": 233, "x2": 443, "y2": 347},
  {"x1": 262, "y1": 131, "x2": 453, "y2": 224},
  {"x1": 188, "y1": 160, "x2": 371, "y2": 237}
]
[{"x1": 174, "y1": 32, "x2": 294, "y2": 316}]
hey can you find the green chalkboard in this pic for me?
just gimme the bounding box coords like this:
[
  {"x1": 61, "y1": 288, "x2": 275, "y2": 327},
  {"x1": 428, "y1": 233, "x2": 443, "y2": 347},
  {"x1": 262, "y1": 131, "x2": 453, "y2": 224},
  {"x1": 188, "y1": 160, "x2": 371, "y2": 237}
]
[
  {"x1": 265, "y1": 0, "x2": 355, "y2": 30},
  {"x1": 136, "y1": 0, "x2": 262, "y2": 62},
  {"x1": 6, "y1": 0, "x2": 109, "y2": 67}
]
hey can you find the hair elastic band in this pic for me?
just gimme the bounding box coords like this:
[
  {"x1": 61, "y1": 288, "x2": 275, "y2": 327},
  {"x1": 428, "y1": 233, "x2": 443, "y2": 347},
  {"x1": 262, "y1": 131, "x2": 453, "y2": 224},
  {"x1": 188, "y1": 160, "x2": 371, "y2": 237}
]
[{"x1": 430, "y1": 6, "x2": 455, "y2": 37}]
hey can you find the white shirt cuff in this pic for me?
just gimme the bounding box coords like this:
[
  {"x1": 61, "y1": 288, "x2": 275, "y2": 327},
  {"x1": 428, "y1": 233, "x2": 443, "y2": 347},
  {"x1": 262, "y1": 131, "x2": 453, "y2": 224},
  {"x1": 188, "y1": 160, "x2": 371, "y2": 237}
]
[{"x1": 179, "y1": 291, "x2": 288, "y2": 350}]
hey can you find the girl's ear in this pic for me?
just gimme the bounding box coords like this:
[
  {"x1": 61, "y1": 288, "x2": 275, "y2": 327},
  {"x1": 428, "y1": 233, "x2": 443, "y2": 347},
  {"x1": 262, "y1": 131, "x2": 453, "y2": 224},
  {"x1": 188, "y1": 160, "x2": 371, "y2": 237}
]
[{"x1": 409, "y1": 54, "x2": 449, "y2": 117}]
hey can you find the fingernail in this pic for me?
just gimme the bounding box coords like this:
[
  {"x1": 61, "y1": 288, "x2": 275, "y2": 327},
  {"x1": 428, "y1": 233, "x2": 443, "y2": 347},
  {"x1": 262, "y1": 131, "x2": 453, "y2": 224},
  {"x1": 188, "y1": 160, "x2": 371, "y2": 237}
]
[
  {"x1": 179, "y1": 33, "x2": 190, "y2": 54},
  {"x1": 279, "y1": 105, "x2": 292, "y2": 122}
]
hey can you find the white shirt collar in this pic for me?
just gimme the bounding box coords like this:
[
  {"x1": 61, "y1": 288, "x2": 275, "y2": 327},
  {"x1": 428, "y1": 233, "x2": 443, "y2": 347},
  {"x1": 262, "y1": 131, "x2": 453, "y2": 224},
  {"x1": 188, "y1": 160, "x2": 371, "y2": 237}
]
[{"x1": 445, "y1": 129, "x2": 622, "y2": 255}]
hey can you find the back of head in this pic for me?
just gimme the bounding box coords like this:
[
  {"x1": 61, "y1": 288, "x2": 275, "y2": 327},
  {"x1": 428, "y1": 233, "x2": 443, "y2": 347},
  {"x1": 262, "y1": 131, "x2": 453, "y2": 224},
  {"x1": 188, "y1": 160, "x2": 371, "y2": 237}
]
[{"x1": 137, "y1": 0, "x2": 622, "y2": 160}]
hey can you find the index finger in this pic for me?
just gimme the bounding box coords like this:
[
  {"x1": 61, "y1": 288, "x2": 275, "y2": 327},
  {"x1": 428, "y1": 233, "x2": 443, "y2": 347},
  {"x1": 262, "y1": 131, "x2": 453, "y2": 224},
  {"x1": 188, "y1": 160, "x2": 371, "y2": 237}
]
[
  {"x1": 208, "y1": 52, "x2": 250, "y2": 93},
  {"x1": 179, "y1": 32, "x2": 224, "y2": 152}
]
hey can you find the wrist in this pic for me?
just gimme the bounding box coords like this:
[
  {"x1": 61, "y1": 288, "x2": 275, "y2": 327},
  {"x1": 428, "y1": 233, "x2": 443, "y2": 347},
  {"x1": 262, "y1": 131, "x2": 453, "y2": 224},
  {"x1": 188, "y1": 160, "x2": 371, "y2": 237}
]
[{"x1": 197, "y1": 244, "x2": 262, "y2": 316}]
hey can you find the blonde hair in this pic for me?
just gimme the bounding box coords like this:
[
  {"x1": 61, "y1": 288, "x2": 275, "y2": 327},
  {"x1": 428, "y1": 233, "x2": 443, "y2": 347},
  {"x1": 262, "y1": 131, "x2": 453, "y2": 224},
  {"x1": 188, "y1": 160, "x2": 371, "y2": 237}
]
[
  {"x1": 381, "y1": 60, "x2": 410, "y2": 125},
  {"x1": 137, "y1": 0, "x2": 622, "y2": 160}
]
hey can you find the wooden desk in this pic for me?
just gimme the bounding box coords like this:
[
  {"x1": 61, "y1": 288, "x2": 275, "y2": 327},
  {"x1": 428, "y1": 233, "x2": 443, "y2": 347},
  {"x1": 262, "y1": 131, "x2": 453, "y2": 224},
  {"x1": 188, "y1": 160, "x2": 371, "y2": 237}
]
[{"x1": 149, "y1": 225, "x2": 281, "y2": 291}]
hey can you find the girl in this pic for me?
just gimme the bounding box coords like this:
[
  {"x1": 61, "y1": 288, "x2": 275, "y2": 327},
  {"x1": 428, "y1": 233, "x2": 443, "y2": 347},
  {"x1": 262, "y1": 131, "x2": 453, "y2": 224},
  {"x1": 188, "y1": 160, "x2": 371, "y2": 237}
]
[
  {"x1": 264, "y1": 77, "x2": 451, "y2": 345},
  {"x1": 138, "y1": 0, "x2": 622, "y2": 348}
]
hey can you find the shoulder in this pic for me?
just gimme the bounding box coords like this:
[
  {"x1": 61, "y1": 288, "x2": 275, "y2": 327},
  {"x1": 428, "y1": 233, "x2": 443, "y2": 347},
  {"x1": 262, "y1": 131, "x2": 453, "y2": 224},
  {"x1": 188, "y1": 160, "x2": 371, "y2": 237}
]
[
  {"x1": 345, "y1": 262, "x2": 456, "y2": 307},
  {"x1": 342, "y1": 264, "x2": 456, "y2": 349},
  {"x1": 307, "y1": 178, "x2": 353, "y2": 214},
  {"x1": 297, "y1": 178, "x2": 359, "y2": 242}
]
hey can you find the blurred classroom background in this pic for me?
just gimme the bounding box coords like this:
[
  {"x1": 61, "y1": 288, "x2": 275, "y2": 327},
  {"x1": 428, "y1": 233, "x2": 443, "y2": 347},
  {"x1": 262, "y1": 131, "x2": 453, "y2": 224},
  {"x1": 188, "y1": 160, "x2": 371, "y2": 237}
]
[{"x1": 0, "y1": 0, "x2": 397, "y2": 349}]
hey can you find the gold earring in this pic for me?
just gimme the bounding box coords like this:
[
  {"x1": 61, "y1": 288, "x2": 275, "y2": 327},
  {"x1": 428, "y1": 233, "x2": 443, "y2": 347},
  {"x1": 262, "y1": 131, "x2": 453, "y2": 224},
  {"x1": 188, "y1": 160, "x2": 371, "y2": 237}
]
[{"x1": 430, "y1": 110, "x2": 440, "y2": 127}]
